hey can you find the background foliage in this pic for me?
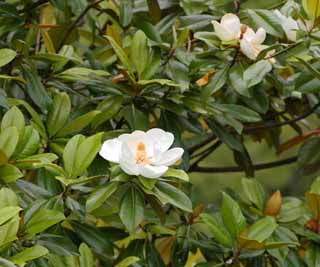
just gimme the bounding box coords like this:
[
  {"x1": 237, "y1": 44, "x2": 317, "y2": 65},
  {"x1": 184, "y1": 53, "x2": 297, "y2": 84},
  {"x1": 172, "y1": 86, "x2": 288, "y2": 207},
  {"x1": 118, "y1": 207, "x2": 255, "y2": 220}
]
[{"x1": 0, "y1": 0, "x2": 320, "y2": 266}]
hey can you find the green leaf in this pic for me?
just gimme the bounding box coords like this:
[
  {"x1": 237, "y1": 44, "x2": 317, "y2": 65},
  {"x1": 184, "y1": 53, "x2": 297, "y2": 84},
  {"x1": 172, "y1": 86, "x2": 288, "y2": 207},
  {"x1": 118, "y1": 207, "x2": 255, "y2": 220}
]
[
  {"x1": 56, "y1": 111, "x2": 101, "y2": 137},
  {"x1": 119, "y1": 187, "x2": 145, "y2": 232},
  {"x1": 70, "y1": 221, "x2": 113, "y2": 255},
  {"x1": 306, "y1": 242, "x2": 320, "y2": 267},
  {"x1": 0, "y1": 164, "x2": 23, "y2": 183},
  {"x1": 0, "y1": 216, "x2": 20, "y2": 247},
  {"x1": 201, "y1": 213, "x2": 233, "y2": 248},
  {"x1": 202, "y1": 67, "x2": 228, "y2": 100},
  {"x1": 303, "y1": 0, "x2": 320, "y2": 19},
  {"x1": 123, "y1": 105, "x2": 149, "y2": 131},
  {"x1": 21, "y1": 64, "x2": 52, "y2": 111},
  {"x1": 11, "y1": 245, "x2": 49, "y2": 267},
  {"x1": 25, "y1": 209, "x2": 65, "y2": 238},
  {"x1": 79, "y1": 243, "x2": 94, "y2": 267},
  {"x1": 248, "y1": 216, "x2": 278, "y2": 243},
  {"x1": 47, "y1": 92, "x2": 71, "y2": 137},
  {"x1": 0, "y1": 207, "x2": 21, "y2": 225},
  {"x1": 86, "y1": 182, "x2": 119, "y2": 212},
  {"x1": 115, "y1": 256, "x2": 140, "y2": 267},
  {"x1": 0, "y1": 126, "x2": 19, "y2": 159},
  {"x1": 153, "y1": 181, "x2": 192, "y2": 212},
  {"x1": 131, "y1": 30, "x2": 148, "y2": 79},
  {"x1": 163, "y1": 168, "x2": 189, "y2": 182},
  {"x1": 0, "y1": 188, "x2": 19, "y2": 208},
  {"x1": 138, "y1": 79, "x2": 180, "y2": 87},
  {"x1": 214, "y1": 104, "x2": 261, "y2": 123},
  {"x1": 247, "y1": 9, "x2": 284, "y2": 38},
  {"x1": 91, "y1": 96, "x2": 123, "y2": 128},
  {"x1": 57, "y1": 67, "x2": 110, "y2": 81},
  {"x1": 8, "y1": 99, "x2": 47, "y2": 139},
  {"x1": 1, "y1": 106, "x2": 25, "y2": 133},
  {"x1": 240, "y1": 178, "x2": 266, "y2": 210},
  {"x1": 0, "y1": 49, "x2": 16, "y2": 67},
  {"x1": 0, "y1": 257, "x2": 16, "y2": 267},
  {"x1": 229, "y1": 64, "x2": 250, "y2": 97},
  {"x1": 13, "y1": 126, "x2": 40, "y2": 159},
  {"x1": 244, "y1": 60, "x2": 272, "y2": 88},
  {"x1": 221, "y1": 192, "x2": 246, "y2": 237},
  {"x1": 63, "y1": 133, "x2": 103, "y2": 177},
  {"x1": 106, "y1": 36, "x2": 132, "y2": 72},
  {"x1": 120, "y1": 0, "x2": 133, "y2": 27}
]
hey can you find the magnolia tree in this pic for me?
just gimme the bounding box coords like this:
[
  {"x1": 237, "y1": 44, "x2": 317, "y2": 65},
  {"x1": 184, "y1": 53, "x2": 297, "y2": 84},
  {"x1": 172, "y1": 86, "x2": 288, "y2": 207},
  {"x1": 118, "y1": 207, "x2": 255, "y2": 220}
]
[{"x1": 0, "y1": 0, "x2": 320, "y2": 266}]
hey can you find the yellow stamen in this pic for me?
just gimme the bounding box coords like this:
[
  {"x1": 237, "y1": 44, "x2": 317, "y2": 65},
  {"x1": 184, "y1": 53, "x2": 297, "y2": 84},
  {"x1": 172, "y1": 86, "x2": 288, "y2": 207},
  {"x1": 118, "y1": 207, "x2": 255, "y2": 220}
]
[{"x1": 135, "y1": 142, "x2": 150, "y2": 165}]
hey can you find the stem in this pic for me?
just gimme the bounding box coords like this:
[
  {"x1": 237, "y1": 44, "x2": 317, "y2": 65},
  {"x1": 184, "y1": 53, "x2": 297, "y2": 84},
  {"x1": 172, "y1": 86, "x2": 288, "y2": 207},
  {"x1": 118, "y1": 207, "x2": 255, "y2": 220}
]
[
  {"x1": 189, "y1": 156, "x2": 297, "y2": 173},
  {"x1": 58, "y1": 0, "x2": 103, "y2": 51}
]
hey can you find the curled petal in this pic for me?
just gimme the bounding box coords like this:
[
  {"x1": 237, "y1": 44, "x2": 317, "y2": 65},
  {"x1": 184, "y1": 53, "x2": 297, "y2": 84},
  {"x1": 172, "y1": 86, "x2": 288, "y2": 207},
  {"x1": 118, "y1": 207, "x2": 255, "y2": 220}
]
[
  {"x1": 146, "y1": 128, "x2": 174, "y2": 153},
  {"x1": 240, "y1": 39, "x2": 257, "y2": 60},
  {"x1": 99, "y1": 138, "x2": 122, "y2": 163},
  {"x1": 254, "y1": 28, "x2": 266, "y2": 44},
  {"x1": 139, "y1": 164, "x2": 168, "y2": 179},
  {"x1": 154, "y1": 148, "x2": 184, "y2": 166},
  {"x1": 212, "y1": 21, "x2": 238, "y2": 42},
  {"x1": 221, "y1": 13, "x2": 241, "y2": 37}
]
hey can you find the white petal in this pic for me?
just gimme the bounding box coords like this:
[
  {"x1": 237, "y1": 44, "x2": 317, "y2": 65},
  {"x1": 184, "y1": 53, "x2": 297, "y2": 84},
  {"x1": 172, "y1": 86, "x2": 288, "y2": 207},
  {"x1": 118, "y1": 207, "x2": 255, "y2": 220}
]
[
  {"x1": 146, "y1": 128, "x2": 174, "y2": 153},
  {"x1": 243, "y1": 27, "x2": 256, "y2": 42},
  {"x1": 119, "y1": 130, "x2": 145, "y2": 154},
  {"x1": 139, "y1": 164, "x2": 168, "y2": 179},
  {"x1": 254, "y1": 28, "x2": 266, "y2": 44},
  {"x1": 221, "y1": 13, "x2": 241, "y2": 38},
  {"x1": 99, "y1": 138, "x2": 122, "y2": 163},
  {"x1": 153, "y1": 148, "x2": 184, "y2": 166},
  {"x1": 119, "y1": 143, "x2": 139, "y2": 175},
  {"x1": 240, "y1": 39, "x2": 257, "y2": 60},
  {"x1": 212, "y1": 21, "x2": 237, "y2": 42}
]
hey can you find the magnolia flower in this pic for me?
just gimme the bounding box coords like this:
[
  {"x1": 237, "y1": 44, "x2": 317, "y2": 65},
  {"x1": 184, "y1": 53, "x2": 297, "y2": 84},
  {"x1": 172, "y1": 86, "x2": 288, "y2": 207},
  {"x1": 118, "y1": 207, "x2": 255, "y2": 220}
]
[
  {"x1": 99, "y1": 128, "x2": 184, "y2": 178},
  {"x1": 274, "y1": 10, "x2": 299, "y2": 42},
  {"x1": 240, "y1": 27, "x2": 268, "y2": 60},
  {"x1": 212, "y1": 13, "x2": 241, "y2": 42}
]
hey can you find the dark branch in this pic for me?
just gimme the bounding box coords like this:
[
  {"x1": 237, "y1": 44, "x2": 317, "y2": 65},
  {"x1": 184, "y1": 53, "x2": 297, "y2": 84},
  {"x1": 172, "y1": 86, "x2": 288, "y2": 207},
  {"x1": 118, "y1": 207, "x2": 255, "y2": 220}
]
[
  {"x1": 189, "y1": 156, "x2": 298, "y2": 173},
  {"x1": 244, "y1": 102, "x2": 320, "y2": 133},
  {"x1": 58, "y1": 0, "x2": 103, "y2": 51},
  {"x1": 189, "y1": 140, "x2": 222, "y2": 170},
  {"x1": 188, "y1": 134, "x2": 216, "y2": 154},
  {"x1": 20, "y1": 0, "x2": 49, "y2": 13}
]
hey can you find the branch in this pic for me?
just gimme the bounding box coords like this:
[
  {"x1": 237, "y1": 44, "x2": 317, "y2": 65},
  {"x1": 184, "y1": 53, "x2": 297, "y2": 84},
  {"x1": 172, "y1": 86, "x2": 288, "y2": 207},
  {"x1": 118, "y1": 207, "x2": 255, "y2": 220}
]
[
  {"x1": 188, "y1": 134, "x2": 216, "y2": 154},
  {"x1": 244, "y1": 102, "x2": 320, "y2": 133},
  {"x1": 189, "y1": 156, "x2": 297, "y2": 173},
  {"x1": 58, "y1": 0, "x2": 103, "y2": 51},
  {"x1": 20, "y1": 0, "x2": 49, "y2": 13},
  {"x1": 189, "y1": 140, "x2": 222, "y2": 170}
]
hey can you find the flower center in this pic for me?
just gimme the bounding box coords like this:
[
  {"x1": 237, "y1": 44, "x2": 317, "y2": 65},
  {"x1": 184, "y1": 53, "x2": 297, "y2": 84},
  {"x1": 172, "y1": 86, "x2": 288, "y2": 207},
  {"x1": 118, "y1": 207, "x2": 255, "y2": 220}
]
[{"x1": 135, "y1": 142, "x2": 150, "y2": 165}]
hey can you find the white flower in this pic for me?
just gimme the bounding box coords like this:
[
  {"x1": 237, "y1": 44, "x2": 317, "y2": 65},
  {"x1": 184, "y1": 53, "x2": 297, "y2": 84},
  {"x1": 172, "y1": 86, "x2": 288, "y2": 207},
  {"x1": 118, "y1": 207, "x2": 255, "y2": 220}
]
[
  {"x1": 240, "y1": 27, "x2": 268, "y2": 60},
  {"x1": 274, "y1": 10, "x2": 299, "y2": 42},
  {"x1": 212, "y1": 13, "x2": 241, "y2": 42},
  {"x1": 99, "y1": 128, "x2": 184, "y2": 178}
]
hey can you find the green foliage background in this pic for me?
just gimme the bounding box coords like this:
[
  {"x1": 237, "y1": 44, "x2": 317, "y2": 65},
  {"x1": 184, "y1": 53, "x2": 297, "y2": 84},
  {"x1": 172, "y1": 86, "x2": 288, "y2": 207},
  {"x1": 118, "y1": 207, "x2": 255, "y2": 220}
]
[{"x1": 0, "y1": 0, "x2": 320, "y2": 266}]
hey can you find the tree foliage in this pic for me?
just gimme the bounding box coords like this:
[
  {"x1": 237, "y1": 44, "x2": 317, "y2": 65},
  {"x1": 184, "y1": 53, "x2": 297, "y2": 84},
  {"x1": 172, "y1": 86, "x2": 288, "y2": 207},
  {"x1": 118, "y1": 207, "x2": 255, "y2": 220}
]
[{"x1": 0, "y1": 0, "x2": 320, "y2": 266}]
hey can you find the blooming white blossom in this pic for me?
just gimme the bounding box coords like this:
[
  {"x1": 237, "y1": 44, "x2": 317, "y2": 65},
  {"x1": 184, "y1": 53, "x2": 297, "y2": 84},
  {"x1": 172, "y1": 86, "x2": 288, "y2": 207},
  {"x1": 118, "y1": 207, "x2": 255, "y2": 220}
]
[
  {"x1": 240, "y1": 27, "x2": 268, "y2": 60},
  {"x1": 274, "y1": 10, "x2": 299, "y2": 42},
  {"x1": 212, "y1": 13, "x2": 241, "y2": 42},
  {"x1": 99, "y1": 128, "x2": 184, "y2": 178}
]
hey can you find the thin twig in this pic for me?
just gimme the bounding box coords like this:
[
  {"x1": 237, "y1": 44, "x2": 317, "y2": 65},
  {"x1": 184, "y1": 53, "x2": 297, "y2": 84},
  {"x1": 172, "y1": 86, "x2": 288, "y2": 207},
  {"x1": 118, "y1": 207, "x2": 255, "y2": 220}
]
[
  {"x1": 188, "y1": 134, "x2": 216, "y2": 154},
  {"x1": 58, "y1": 0, "x2": 103, "y2": 51},
  {"x1": 244, "y1": 102, "x2": 320, "y2": 133},
  {"x1": 20, "y1": 0, "x2": 49, "y2": 13},
  {"x1": 189, "y1": 156, "x2": 297, "y2": 173},
  {"x1": 189, "y1": 140, "x2": 222, "y2": 170}
]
